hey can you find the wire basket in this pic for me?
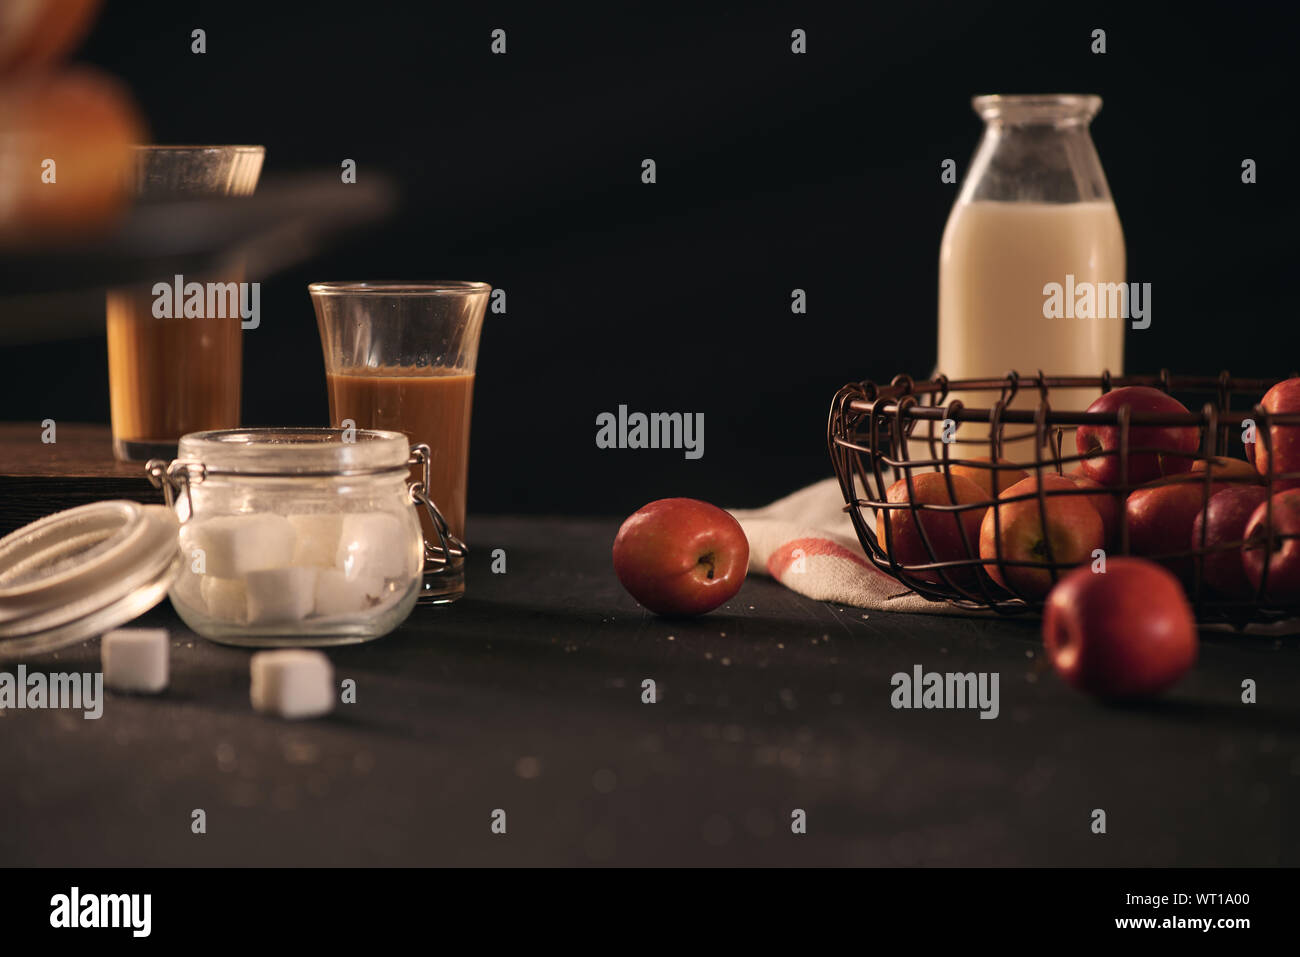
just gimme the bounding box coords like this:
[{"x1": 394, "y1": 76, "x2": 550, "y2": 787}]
[{"x1": 827, "y1": 370, "x2": 1300, "y2": 624}]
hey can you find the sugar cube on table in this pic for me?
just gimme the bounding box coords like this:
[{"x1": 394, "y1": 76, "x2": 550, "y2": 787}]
[
  {"x1": 250, "y1": 650, "x2": 334, "y2": 719},
  {"x1": 200, "y1": 575, "x2": 247, "y2": 623},
  {"x1": 288, "y1": 514, "x2": 343, "y2": 567},
  {"x1": 336, "y1": 512, "x2": 415, "y2": 581},
  {"x1": 181, "y1": 515, "x2": 296, "y2": 579},
  {"x1": 244, "y1": 567, "x2": 316, "y2": 624},
  {"x1": 101, "y1": 628, "x2": 169, "y2": 693},
  {"x1": 313, "y1": 568, "x2": 383, "y2": 618}
]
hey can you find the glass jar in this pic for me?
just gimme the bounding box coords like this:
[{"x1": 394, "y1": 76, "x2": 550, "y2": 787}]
[{"x1": 148, "y1": 428, "x2": 431, "y2": 647}]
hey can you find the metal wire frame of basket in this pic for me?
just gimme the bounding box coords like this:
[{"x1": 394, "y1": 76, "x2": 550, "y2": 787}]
[{"x1": 827, "y1": 370, "x2": 1300, "y2": 624}]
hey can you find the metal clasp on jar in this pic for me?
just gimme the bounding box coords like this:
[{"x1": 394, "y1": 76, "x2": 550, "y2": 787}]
[
  {"x1": 407, "y1": 443, "x2": 466, "y2": 566},
  {"x1": 145, "y1": 457, "x2": 206, "y2": 522}
]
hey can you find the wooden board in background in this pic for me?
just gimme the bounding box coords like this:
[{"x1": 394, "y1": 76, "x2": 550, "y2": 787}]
[{"x1": 0, "y1": 422, "x2": 160, "y2": 536}]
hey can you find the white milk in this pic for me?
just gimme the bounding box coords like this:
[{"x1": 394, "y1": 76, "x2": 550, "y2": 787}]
[{"x1": 936, "y1": 199, "x2": 1125, "y2": 460}]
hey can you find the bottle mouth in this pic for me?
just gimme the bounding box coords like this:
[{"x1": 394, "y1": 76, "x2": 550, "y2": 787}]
[{"x1": 972, "y1": 94, "x2": 1102, "y2": 125}]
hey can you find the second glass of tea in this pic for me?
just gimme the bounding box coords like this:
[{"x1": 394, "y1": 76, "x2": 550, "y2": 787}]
[
  {"x1": 108, "y1": 145, "x2": 265, "y2": 461},
  {"x1": 309, "y1": 281, "x2": 490, "y2": 603}
]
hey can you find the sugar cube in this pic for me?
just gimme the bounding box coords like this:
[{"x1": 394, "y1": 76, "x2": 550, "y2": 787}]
[
  {"x1": 244, "y1": 567, "x2": 317, "y2": 624},
  {"x1": 169, "y1": 563, "x2": 204, "y2": 613},
  {"x1": 101, "y1": 628, "x2": 169, "y2": 693},
  {"x1": 369, "y1": 579, "x2": 412, "y2": 617},
  {"x1": 250, "y1": 650, "x2": 334, "y2": 719},
  {"x1": 182, "y1": 514, "x2": 296, "y2": 579},
  {"x1": 288, "y1": 513, "x2": 343, "y2": 567},
  {"x1": 336, "y1": 512, "x2": 415, "y2": 581},
  {"x1": 313, "y1": 568, "x2": 384, "y2": 618},
  {"x1": 200, "y1": 575, "x2": 247, "y2": 623}
]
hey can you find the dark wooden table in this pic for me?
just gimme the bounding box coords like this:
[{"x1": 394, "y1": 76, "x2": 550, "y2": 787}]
[{"x1": 2, "y1": 508, "x2": 1298, "y2": 866}]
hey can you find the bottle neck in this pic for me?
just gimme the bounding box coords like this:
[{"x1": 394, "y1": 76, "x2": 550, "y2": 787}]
[{"x1": 959, "y1": 119, "x2": 1113, "y2": 205}]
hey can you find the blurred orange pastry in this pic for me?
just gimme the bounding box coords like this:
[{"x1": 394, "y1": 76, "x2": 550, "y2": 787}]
[
  {"x1": 0, "y1": 66, "x2": 145, "y2": 244},
  {"x1": 0, "y1": 0, "x2": 103, "y2": 75}
]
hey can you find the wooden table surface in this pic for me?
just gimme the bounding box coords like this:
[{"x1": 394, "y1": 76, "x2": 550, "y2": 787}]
[{"x1": 2, "y1": 508, "x2": 1298, "y2": 866}]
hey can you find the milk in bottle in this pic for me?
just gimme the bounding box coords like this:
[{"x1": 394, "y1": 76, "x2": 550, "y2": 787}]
[{"x1": 937, "y1": 95, "x2": 1126, "y2": 459}]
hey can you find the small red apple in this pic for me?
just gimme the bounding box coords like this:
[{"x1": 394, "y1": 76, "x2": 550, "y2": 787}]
[
  {"x1": 1075, "y1": 386, "x2": 1200, "y2": 487},
  {"x1": 876, "y1": 471, "x2": 986, "y2": 584},
  {"x1": 612, "y1": 498, "x2": 749, "y2": 616},
  {"x1": 1125, "y1": 481, "x2": 1209, "y2": 583},
  {"x1": 1043, "y1": 558, "x2": 1197, "y2": 698},
  {"x1": 1252, "y1": 378, "x2": 1300, "y2": 492},
  {"x1": 950, "y1": 457, "x2": 1029, "y2": 499},
  {"x1": 1241, "y1": 488, "x2": 1300, "y2": 600},
  {"x1": 980, "y1": 474, "x2": 1104, "y2": 598},
  {"x1": 1190, "y1": 485, "x2": 1270, "y2": 597}
]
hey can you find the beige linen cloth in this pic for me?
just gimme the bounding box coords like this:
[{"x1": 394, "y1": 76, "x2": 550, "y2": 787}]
[{"x1": 728, "y1": 477, "x2": 978, "y2": 615}]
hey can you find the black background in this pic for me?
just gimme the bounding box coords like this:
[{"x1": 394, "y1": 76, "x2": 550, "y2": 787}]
[{"x1": 4, "y1": 0, "x2": 1298, "y2": 515}]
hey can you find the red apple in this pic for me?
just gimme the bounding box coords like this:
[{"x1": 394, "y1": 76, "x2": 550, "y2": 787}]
[
  {"x1": 1190, "y1": 485, "x2": 1270, "y2": 597},
  {"x1": 1241, "y1": 488, "x2": 1300, "y2": 600},
  {"x1": 950, "y1": 457, "x2": 1028, "y2": 499},
  {"x1": 1066, "y1": 472, "x2": 1121, "y2": 546},
  {"x1": 1043, "y1": 558, "x2": 1197, "y2": 698},
  {"x1": 1075, "y1": 386, "x2": 1200, "y2": 487},
  {"x1": 876, "y1": 471, "x2": 985, "y2": 584},
  {"x1": 1125, "y1": 481, "x2": 1208, "y2": 583},
  {"x1": 980, "y1": 474, "x2": 1104, "y2": 598},
  {"x1": 1252, "y1": 378, "x2": 1300, "y2": 492},
  {"x1": 612, "y1": 498, "x2": 749, "y2": 616}
]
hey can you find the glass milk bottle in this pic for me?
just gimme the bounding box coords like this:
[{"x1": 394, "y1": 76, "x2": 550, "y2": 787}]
[{"x1": 937, "y1": 94, "x2": 1125, "y2": 458}]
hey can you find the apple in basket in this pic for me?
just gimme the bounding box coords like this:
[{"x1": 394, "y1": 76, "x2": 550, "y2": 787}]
[
  {"x1": 1075, "y1": 386, "x2": 1200, "y2": 487},
  {"x1": 1042, "y1": 558, "x2": 1197, "y2": 699},
  {"x1": 1191, "y1": 455, "x2": 1260, "y2": 488},
  {"x1": 950, "y1": 457, "x2": 1029, "y2": 499},
  {"x1": 1191, "y1": 484, "x2": 1270, "y2": 597},
  {"x1": 1241, "y1": 488, "x2": 1300, "y2": 600},
  {"x1": 1252, "y1": 377, "x2": 1300, "y2": 492},
  {"x1": 612, "y1": 498, "x2": 749, "y2": 616},
  {"x1": 1065, "y1": 470, "x2": 1121, "y2": 546},
  {"x1": 980, "y1": 474, "x2": 1104, "y2": 599},
  {"x1": 876, "y1": 471, "x2": 985, "y2": 585},
  {"x1": 1125, "y1": 480, "x2": 1209, "y2": 584}
]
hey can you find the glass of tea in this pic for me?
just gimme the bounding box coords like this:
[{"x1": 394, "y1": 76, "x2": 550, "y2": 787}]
[
  {"x1": 309, "y1": 281, "x2": 490, "y2": 604},
  {"x1": 107, "y1": 145, "x2": 265, "y2": 461}
]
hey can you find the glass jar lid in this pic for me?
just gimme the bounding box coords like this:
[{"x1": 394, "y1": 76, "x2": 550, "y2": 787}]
[
  {"x1": 176, "y1": 427, "x2": 411, "y2": 476},
  {"x1": 0, "y1": 500, "x2": 182, "y2": 657}
]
